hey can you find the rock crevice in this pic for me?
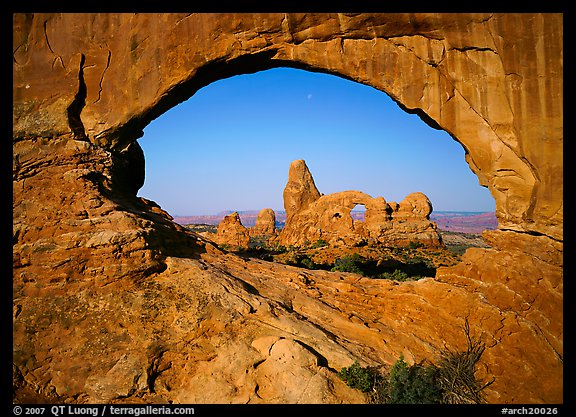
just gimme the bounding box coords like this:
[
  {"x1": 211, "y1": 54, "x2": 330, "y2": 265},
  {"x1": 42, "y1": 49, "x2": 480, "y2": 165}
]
[{"x1": 66, "y1": 53, "x2": 88, "y2": 141}]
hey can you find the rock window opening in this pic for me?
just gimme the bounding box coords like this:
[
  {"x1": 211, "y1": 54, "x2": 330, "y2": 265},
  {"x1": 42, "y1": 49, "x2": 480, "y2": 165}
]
[
  {"x1": 351, "y1": 204, "x2": 366, "y2": 222},
  {"x1": 136, "y1": 67, "x2": 496, "y2": 235}
]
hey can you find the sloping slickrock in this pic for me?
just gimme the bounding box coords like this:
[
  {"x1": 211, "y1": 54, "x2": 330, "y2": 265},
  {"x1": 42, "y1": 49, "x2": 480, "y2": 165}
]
[{"x1": 198, "y1": 248, "x2": 563, "y2": 404}]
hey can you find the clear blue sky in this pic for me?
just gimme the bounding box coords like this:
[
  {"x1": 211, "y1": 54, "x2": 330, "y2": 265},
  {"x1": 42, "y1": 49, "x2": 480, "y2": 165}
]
[{"x1": 137, "y1": 67, "x2": 495, "y2": 216}]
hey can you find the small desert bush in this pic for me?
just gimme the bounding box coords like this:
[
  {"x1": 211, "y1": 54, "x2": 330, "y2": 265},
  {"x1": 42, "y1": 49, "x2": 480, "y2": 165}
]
[
  {"x1": 266, "y1": 243, "x2": 287, "y2": 253},
  {"x1": 408, "y1": 240, "x2": 425, "y2": 249},
  {"x1": 386, "y1": 356, "x2": 441, "y2": 404},
  {"x1": 435, "y1": 320, "x2": 494, "y2": 404},
  {"x1": 248, "y1": 236, "x2": 267, "y2": 249},
  {"x1": 337, "y1": 361, "x2": 382, "y2": 393},
  {"x1": 338, "y1": 320, "x2": 492, "y2": 404},
  {"x1": 300, "y1": 257, "x2": 317, "y2": 270},
  {"x1": 446, "y1": 244, "x2": 471, "y2": 257},
  {"x1": 339, "y1": 356, "x2": 441, "y2": 404},
  {"x1": 331, "y1": 254, "x2": 365, "y2": 275},
  {"x1": 376, "y1": 269, "x2": 412, "y2": 281},
  {"x1": 310, "y1": 239, "x2": 329, "y2": 249}
]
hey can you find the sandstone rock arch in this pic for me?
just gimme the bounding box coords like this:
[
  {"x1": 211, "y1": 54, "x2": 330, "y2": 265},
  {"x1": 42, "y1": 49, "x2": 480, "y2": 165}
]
[
  {"x1": 278, "y1": 160, "x2": 442, "y2": 247},
  {"x1": 13, "y1": 13, "x2": 562, "y2": 240},
  {"x1": 13, "y1": 13, "x2": 563, "y2": 404}
]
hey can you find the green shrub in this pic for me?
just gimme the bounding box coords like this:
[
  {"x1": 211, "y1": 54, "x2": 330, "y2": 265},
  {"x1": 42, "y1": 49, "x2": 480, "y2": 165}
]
[
  {"x1": 387, "y1": 355, "x2": 441, "y2": 404},
  {"x1": 300, "y1": 257, "x2": 317, "y2": 270},
  {"x1": 338, "y1": 356, "x2": 440, "y2": 404},
  {"x1": 272, "y1": 244, "x2": 287, "y2": 253},
  {"x1": 408, "y1": 241, "x2": 425, "y2": 249},
  {"x1": 338, "y1": 361, "x2": 379, "y2": 393},
  {"x1": 331, "y1": 254, "x2": 365, "y2": 275},
  {"x1": 446, "y1": 244, "x2": 470, "y2": 257},
  {"x1": 377, "y1": 269, "x2": 411, "y2": 281},
  {"x1": 310, "y1": 239, "x2": 329, "y2": 248},
  {"x1": 338, "y1": 320, "x2": 492, "y2": 404},
  {"x1": 248, "y1": 236, "x2": 267, "y2": 249}
]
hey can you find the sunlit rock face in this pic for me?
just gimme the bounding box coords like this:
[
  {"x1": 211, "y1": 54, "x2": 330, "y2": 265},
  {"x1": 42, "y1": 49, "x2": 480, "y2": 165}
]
[
  {"x1": 249, "y1": 208, "x2": 278, "y2": 239},
  {"x1": 212, "y1": 211, "x2": 250, "y2": 249},
  {"x1": 13, "y1": 13, "x2": 562, "y2": 404},
  {"x1": 278, "y1": 160, "x2": 442, "y2": 247}
]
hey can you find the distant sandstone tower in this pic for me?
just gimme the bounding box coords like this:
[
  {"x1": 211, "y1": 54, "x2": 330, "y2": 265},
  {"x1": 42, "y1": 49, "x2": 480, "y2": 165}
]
[
  {"x1": 250, "y1": 208, "x2": 278, "y2": 238},
  {"x1": 283, "y1": 159, "x2": 322, "y2": 222},
  {"x1": 278, "y1": 160, "x2": 442, "y2": 247},
  {"x1": 212, "y1": 212, "x2": 250, "y2": 249}
]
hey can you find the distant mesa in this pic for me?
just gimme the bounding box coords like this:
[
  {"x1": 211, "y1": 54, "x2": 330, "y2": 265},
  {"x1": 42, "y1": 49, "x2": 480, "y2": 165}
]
[
  {"x1": 431, "y1": 212, "x2": 497, "y2": 233},
  {"x1": 209, "y1": 160, "x2": 443, "y2": 249}
]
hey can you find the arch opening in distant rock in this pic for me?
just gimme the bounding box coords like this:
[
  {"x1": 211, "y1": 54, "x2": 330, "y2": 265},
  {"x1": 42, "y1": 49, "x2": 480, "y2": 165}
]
[
  {"x1": 350, "y1": 204, "x2": 366, "y2": 223},
  {"x1": 120, "y1": 54, "x2": 532, "y2": 240}
]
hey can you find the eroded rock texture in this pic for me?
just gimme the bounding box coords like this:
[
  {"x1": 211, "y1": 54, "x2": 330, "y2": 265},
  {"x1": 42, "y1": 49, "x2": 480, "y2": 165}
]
[
  {"x1": 249, "y1": 208, "x2": 278, "y2": 239},
  {"x1": 279, "y1": 160, "x2": 442, "y2": 247},
  {"x1": 211, "y1": 211, "x2": 250, "y2": 249},
  {"x1": 13, "y1": 13, "x2": 563, "y2": 404}
]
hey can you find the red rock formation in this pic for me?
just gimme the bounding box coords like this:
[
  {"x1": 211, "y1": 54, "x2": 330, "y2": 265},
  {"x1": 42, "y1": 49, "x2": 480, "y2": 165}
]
[
  {"x1": 283, "y1": 160, "x2": 322, "y2": 220},
  {"x1": 212, "y1": 212, "x2": 250, "y2": 249},
  {"x1": 12, "y1": 13, "x2": 563, "y2": 404},
  {"x1": 279, "y1": 161, "x2": 442, "y2": 247},
  {"x1": 12, "y1": 14, "x2": 563, "y2": 239},
  {"x1": 249, "y1": 208, "x2": 278, "y2": 238}
]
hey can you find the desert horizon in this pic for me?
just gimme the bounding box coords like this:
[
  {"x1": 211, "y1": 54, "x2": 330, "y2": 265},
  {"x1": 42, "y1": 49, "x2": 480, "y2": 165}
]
[{"x1": 172, "y1": 209, "x2": 498, "y2": 234}]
